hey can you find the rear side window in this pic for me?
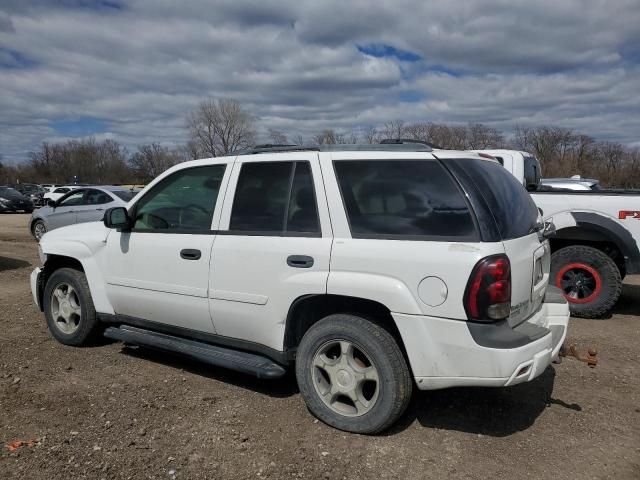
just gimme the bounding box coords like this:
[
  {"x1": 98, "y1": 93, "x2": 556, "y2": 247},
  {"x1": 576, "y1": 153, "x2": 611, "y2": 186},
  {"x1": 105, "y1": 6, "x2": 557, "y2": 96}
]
[
  {"x1": 333, "y1": 160, "x2": 477, "y2": 240},
  {"x1": 85, "y1": 189, "x2": 113, "y2": 205},
  {"x1": 523, "y1": 156, "x2": 541, "y2": 191},
  {"x1": 113, "y1": 190, "x2": 137, "y2": 202},
  {"x1": 230, "y1": 161, "x2": 320, "y2": 235},
  {"x1": 445, "y1": 158, "x2": 539, "y2": 241}
]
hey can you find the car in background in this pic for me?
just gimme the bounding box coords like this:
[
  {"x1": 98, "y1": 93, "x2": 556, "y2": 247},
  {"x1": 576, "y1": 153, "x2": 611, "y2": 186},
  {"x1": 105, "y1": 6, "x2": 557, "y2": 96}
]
[
  {"x1": 0, "y1": 186, "x2": 34, "y2": 213},
  {"x1": 9, "y1": 183, "x2": 47, "y2": 206},
  {"x1": 30, "y1": 186, "x2": 139, "y2": 240},
  {"x1": 41, "y1": 184, "x2": 62, "y2": 193},
  {"x1": 541, "y1": 176, "x2": 601, "y2": 191},
  {"x1": 43, "y1": 185, "x2": 81, "y2": 203}
]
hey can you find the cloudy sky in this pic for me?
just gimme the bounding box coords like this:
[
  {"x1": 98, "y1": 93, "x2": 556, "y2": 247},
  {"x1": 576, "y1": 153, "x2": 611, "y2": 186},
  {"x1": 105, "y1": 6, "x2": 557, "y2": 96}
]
[{"x1": 1, "y1": 0, "x2": 639, "y2": 163}]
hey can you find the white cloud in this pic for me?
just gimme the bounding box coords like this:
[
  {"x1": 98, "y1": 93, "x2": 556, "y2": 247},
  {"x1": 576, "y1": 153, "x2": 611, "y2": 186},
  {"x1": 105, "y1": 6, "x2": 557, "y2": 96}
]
[{"x1": 0, "y1": 0, "x2": 639, "y2": 163}]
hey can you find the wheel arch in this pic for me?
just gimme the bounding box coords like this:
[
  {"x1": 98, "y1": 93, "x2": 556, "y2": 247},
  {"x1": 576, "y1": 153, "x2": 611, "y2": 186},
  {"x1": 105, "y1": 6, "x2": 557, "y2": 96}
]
[
  {"x1": 550, "y1": 212, "x2": 640, "y2": 276},
  {"x1": 283, "y1": 294, "x2": 407, "y2": 356},
  {"x1": 40, "y1": 252, "x2": 114, "y2": 315}
]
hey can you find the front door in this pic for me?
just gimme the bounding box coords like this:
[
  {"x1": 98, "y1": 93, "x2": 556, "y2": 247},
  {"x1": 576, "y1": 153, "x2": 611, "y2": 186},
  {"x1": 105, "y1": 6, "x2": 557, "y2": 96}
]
[
  {"x1": 75, "y1": 188, "x2": 114, "y2": 224},
  {"x1": 210, "y1": 154, "x2": 333, "y2": 351},
  {"x1": 104, "y1": 162, "x2": 230, "y2": 333},
  {"x1": 47, "y1": 189, "x2": 86, "y2": 229}
]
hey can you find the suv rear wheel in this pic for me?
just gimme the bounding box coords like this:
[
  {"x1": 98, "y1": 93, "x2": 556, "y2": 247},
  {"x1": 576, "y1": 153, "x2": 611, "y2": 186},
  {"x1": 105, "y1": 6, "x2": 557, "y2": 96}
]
[
  {"x1": 43, "y1": 268, "x2": 101, "y2": 346},
  {"x1": 551, "y1": 245, "x2": 622, "y2": 318},
  {"x1": 295, "y1": 314, "x2": 412, "y2": 434}
]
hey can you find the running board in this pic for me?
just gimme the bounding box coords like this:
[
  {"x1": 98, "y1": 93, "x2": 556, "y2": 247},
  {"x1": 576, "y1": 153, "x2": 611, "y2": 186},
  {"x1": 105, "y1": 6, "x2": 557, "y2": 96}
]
[{"x1": 104, "y1": 325, "x2": 286, "y2": 379}]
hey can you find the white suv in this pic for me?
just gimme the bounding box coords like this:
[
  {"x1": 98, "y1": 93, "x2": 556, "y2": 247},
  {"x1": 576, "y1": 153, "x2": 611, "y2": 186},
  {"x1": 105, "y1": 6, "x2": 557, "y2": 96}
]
[{"x1": 30, "y1": 142, "x2": 569, "y2": 433}]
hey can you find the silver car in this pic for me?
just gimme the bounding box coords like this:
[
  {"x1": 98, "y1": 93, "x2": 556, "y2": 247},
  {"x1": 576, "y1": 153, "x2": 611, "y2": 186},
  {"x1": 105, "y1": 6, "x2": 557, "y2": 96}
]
[{"x1": 29, "y1": 186, "x2": 139, "y2": 241}]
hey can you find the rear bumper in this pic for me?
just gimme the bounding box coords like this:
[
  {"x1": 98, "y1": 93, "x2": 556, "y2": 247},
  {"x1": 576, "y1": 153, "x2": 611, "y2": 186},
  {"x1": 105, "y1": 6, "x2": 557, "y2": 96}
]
[{"x1": 393, "y1": 293, "x2": 569, "y2": 390}]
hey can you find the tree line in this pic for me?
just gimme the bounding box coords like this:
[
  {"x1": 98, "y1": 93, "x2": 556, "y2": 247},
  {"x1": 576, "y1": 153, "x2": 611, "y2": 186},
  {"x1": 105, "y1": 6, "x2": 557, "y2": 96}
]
[{"x1": 1, "y1": 98, "x2": 639, "y2": 187}]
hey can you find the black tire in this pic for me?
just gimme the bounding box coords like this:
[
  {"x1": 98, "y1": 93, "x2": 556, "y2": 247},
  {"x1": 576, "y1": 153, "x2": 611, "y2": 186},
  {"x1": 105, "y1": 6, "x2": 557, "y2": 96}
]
[
  {"x1": 550, "y1": 245, "x2": 622, "y2": 318},
  {"x1": 43, "y1": 268, "x2": 101, "y2": 346},
  {"x1": 295, "y1": 314, "x2": 412, "y2": 434},
  {"x1": 32, "y1": 219, "x2": 47, "y2": 241}
]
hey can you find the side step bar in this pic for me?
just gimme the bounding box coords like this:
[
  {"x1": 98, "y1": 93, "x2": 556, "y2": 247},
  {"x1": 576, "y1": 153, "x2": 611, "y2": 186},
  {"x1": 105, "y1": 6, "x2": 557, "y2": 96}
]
[{"x1": 104, "y1": 325, "x2": 287, "y2": 379}]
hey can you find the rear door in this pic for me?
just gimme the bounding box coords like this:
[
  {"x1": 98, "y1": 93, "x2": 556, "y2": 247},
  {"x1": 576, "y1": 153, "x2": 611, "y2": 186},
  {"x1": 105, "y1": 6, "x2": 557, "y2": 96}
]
[{"x1": 209, "y1": 153, "x2": 333, "y2": 351}]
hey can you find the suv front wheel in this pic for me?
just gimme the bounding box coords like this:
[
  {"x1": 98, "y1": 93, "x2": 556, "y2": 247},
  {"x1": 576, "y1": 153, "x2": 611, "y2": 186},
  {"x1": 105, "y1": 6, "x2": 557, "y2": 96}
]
[
  {"x1": 43, "y1": 268, "x2": 101, "y2": 346},
  {"x1": 295, "y1": 314, "x2": 412, "y2": 434}
]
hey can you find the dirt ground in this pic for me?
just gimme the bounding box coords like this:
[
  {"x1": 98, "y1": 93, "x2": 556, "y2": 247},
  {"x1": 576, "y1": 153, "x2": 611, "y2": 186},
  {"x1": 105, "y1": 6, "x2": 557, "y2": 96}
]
[{"x1": 1, "y1": 213, "x2": 638, "y2": 480}]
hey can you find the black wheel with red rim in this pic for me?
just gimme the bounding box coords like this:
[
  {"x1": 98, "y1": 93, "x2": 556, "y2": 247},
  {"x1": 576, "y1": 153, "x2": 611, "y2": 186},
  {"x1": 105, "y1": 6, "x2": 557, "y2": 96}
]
[
  {"x1": 550, "y1": 245, "x2": 622, "y2": 318},
  {"x1": 555, "y1": 263, "x2": 602, "y2": 304}
]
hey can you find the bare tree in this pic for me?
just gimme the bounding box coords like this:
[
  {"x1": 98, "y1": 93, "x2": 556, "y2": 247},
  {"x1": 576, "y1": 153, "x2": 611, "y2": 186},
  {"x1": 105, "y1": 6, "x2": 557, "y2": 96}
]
[
  {"x1": 187, "y1": 98, "x2": 256, "y2": 157},
  {"x1": 466, "y1": 123, "x2": 504, "y2": 149},
  {"x1": 380, "y1": 120, "x2": 406, "y2": 140},
  {"x1": 129, "y1": 143, "x2": 185, "y2": 182},
  {"x1": 363, "y1": 126, "x2": 379, "y2": 144},
  {"x1": 294, "y1": 134, "x2": 305, "y2": 146},
  {"x1": 268, "y1": 128, "x2": 289, "y2": 145}
]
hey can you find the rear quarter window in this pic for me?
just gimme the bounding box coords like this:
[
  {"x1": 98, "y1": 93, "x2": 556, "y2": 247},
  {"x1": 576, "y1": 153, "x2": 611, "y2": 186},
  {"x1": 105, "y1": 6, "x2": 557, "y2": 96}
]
[
  {"x1": 333, "y1": 160, "x2": 478, "y2": 240},
  {"x1": 444, "y1": 158, "x2": 539, "y2": 241}
]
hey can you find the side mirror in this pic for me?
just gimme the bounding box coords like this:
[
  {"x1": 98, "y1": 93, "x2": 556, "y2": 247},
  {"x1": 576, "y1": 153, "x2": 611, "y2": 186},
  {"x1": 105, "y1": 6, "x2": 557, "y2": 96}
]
[
  {"x1": 47, "y1": 199, "x2": 56, "y2": 208},
  {"x1": 103, "y1": 207, "x2": 131, "y2": 230}
]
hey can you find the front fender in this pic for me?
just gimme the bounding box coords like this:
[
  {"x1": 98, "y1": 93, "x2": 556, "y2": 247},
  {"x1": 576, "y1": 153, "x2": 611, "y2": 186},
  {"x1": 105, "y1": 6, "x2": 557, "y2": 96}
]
[{"x1": 41, "y1": 227, "x2": 114, "y2": 315}]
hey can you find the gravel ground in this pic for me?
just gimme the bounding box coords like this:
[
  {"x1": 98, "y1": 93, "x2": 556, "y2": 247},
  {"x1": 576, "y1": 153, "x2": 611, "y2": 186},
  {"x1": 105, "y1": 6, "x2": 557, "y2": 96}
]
[{"x1": 1, "y1": 213, "x2": 639, "y2": 479}]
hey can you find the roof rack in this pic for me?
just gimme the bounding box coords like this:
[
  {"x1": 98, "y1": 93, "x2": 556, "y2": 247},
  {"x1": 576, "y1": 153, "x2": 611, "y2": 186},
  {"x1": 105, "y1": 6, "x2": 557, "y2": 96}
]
[
  {"x1": 379, "y1": 138, "x2": 443, "y2": 149},
  {"x1": 240, "y1": 142, "x2": 433, "y2": 155}
]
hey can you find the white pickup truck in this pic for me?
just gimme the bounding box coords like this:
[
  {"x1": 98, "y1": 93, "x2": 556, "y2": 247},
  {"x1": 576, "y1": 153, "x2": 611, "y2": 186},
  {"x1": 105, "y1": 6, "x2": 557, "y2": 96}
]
[{"x1": 478, "y1": 149, "x2": 640, "y2": 318}]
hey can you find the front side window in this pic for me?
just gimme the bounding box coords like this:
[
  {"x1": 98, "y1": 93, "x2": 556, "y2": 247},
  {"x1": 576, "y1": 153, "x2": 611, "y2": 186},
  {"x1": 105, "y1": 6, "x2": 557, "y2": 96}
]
[
  {"x1": 229, "y1": 161, "x2": 320, "y2": 235},
  {"x1": 334, "y1": 160, "x2": 477, "y2": 239},
  {"x1": 58, "y1": 190, "x2": 86, "y2": 207},
  {"x1": 133, "y1": 165, "x2": 226, "y2": 231}
]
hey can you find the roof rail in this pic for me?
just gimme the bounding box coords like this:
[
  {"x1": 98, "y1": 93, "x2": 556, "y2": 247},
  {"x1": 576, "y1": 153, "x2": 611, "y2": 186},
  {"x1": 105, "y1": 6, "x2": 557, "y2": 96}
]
[
  {"x1": 239, "y1": 143, "x2": 433, "y2": 155},
  {"x1": 380, "y1": 138, "x2": 443, "y2": 149}
]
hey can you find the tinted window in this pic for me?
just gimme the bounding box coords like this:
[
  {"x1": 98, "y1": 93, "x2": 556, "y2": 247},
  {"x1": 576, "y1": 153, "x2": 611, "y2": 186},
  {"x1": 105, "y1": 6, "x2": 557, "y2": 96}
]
[
  {"x1": 523, "y1": 156, "x2": 541, "y2": 190},
  {"x1": 85, "y1": 189, "x2": 113, "y2": 205},
  {"x1": 446, "y1": 158, "x2": 539, "y2": 240},
  {"x1": 58, "y1": 190, "x2": 86, "y2": 207},
  {"x1": 334, "y1": 160, "x2": 476, "y2": 239},
  {"x1": 133, "y1": 165, "x2": 226, "y2": 231},
  {"x1": 112, "y1": 190, "x2": 137, "y2": 202},
  {"x1": 230, "y1": 161, "x2": 320, "y2": 234}
]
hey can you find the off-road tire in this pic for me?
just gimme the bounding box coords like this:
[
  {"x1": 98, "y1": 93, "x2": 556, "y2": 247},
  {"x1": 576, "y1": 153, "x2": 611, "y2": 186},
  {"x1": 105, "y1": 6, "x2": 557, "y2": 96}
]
[
  {"x1": 550, "y1": 245, "x2": 622, "y2": 318},
  {"x1": 295, "y1": 314, "x2": 413, "y2": 434},
  {"x1": 43, "y1": 268, "x2": 101, "y2": 346}
]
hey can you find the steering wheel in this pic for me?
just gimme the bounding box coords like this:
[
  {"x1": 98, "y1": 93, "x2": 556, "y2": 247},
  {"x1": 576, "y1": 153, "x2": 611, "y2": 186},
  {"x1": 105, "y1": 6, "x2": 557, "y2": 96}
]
[{"x1": 179, "y1": 204, "x2": 209, "y2": 227}]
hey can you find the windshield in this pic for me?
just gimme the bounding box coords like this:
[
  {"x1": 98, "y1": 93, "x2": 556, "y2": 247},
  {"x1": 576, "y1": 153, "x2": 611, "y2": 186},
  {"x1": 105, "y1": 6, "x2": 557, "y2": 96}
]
[
  {"x1": 112, "y1": 190, "x2": 138, "y2": 202},
  {"x1": 0, "y1": 187, "x2": 21, "y2": 196}
]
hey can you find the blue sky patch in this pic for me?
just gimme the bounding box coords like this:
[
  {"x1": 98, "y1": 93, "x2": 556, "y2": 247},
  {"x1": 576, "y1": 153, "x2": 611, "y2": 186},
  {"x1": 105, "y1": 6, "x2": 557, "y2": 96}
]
[
  {"x1": 0, "y1": 48, "x2": 39, "y2": 69},
  {"x1": 399, "y1": 91, "x2": 425, "y2": 102},
  {"x1": 50, "y1": 117, "x2": 107, "y2": 136},
  {"x1": 357, "y1": 44, "x2": 422, "y2": 62}
]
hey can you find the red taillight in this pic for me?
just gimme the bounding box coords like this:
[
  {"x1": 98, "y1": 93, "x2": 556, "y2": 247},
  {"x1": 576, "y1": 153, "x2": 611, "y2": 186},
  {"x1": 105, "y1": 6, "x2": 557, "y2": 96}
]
[{"x1": 464, "y1": 255, "x2": 511, "y2": 322}]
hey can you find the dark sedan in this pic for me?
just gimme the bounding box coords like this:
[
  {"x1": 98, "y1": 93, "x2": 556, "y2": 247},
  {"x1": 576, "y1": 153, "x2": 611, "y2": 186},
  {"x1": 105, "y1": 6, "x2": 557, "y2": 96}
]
[{"x1": 0, "y1": 186, "x2": 35, "y2": 213}]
